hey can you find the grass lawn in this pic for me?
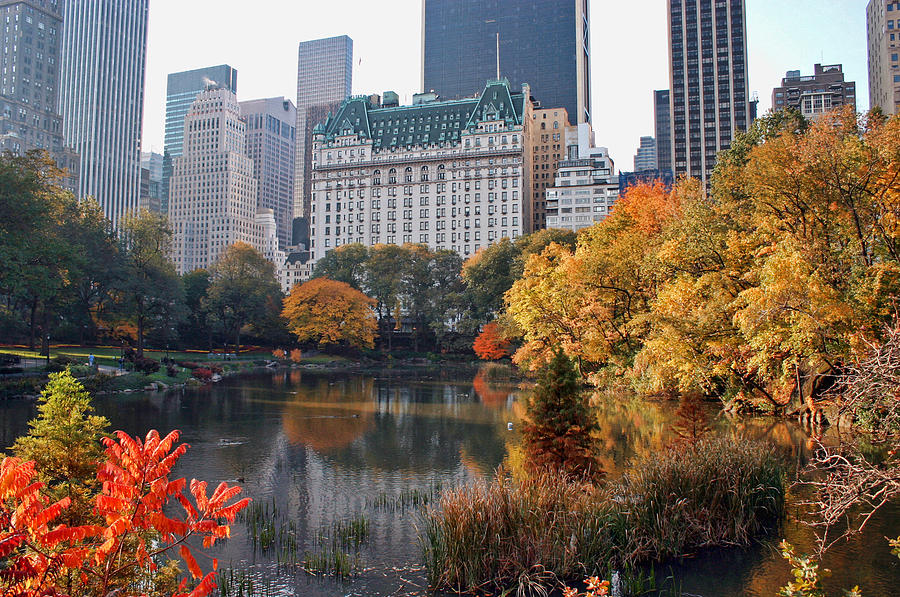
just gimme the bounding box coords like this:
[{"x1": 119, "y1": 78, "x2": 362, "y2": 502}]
[{"x1": 0, "y1": 345, "x2": 274, "y2": 368}]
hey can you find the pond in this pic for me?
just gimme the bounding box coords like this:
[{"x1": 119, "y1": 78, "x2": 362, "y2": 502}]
[{"x1": 1, "y1": 367, "x2": 898, "y2": 596}]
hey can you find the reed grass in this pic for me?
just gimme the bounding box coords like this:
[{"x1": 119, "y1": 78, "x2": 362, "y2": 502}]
[{"x1": 421, "y1": 437, "x2": 785, "y2": 595}]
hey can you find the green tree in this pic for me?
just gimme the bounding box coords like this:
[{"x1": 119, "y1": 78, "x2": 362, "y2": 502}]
[
  {"x1": 522, "y1": 349, "x2": 600, "y2": 479},
  {"x1": 12, "y1": 370, "x2": 109, "y2": 525},
  {"x1": 0, "y1": 151, "x2": 78, "y2": 349},
  {"x1": 179, "y1": 268, "x2": 212, "y2": 349},
  {"x1": 427, "y1": 249, "x2": 466, "y2": 351},
  {"x1": 59, "y1": 198, "x2": 123, "y2": 344},
  {"x1": 118, "y1": 209, "x2": 182, "y2": 357},
  {"x1": 365, "y1": 244, "x2": 408, "y2": 349},
  {"x1": 206, "y1": 242, "x2": 282, "y2": 352},
  {"x1": 312, "y1": 242, "x2": 369, "y2": 290},
  {"x1": 461, "y1": 238, "x2": 519, "y2": 324}
]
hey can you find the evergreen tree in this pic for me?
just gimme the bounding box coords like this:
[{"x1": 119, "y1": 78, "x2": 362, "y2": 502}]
[
  {"x1": 12, "y1": 370, "x2": 109, "y2": 525},
  {"x1": 522, "y1": 349, "x2": 601, "y2": 480}
]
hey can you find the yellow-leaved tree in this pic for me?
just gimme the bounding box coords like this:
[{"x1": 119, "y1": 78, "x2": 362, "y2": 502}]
[{"x1": 282, "y1": 277, "x2": 377, "y2": 349}]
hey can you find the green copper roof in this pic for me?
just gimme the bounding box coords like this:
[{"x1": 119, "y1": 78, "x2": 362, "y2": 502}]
[{"x1": 317, "y1": 80, "x2": 526, "y2": 150}]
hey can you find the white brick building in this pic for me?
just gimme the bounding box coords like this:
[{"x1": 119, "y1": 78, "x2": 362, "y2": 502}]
[{"x1": 308, "y1": 80, "x2": 535, "y2": 263}]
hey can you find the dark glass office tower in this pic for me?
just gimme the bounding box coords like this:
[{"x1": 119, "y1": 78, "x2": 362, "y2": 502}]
[
  {"x1": 668, "y1": 0, "x2": 749, "y2": 184},
  {"x1": 654, "y1": 89, "x2": 672, "y2": 173},
  {"x1": 422, "y1": 0, "x2": 591, "y2": 124},
  {"x1": 295, "y1": 35, "x2": 353, "y2": 221}
]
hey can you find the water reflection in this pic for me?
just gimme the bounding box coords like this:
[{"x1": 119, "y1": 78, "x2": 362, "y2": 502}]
[{"x1": 0, "y1": 366, "x2": 897, "y2": 596}]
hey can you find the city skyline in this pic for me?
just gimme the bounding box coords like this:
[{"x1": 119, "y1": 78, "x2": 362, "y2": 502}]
[{"x1": 141, "y1": 0, "x2": 869, "y2": 172}]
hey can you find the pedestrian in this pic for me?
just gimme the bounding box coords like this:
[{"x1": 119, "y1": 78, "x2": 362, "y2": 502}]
[{"x1": 88, "y1": 353, "x2": 95, "y2": 368}]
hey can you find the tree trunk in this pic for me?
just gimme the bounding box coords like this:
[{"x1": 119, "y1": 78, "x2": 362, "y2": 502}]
[
  {"x1": 137, "y1": 315, "x2": 144, "y2": 357},
  {"x1": 28, "y1": 297, "x2": 38, "y2": 351}
]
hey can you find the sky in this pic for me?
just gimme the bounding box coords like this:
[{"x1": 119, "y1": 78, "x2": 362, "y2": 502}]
[{"x1": 141, "y1": 0, "x2": 869, "y2": 170}]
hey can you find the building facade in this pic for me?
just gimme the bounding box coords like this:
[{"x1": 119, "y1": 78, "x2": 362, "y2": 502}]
[
  {"x1": 530, "y1": 107, "x2": 574, "y2": 232},
  {"x1": 772, "y1": 64, "x2": 856, "y2": 120},
  {"x1": 58, "y1": 0, "x2": 148, "y2": 227},
  {"x1": 545, "y1": 149, "x2": 618, "y2": 233},
  {"x1": 240, "y1": 97, "x2": 296, "y2": 250},
  {"x1": 654, "y1": 89, "x2": 672, "y2": 173},
  {"x1": 168, "y1": 89, "x2": 260, "y2": 275},
  {"x1": 0, "y1": 0, "x2": 78, "y2": 190},
  {"x1": 868, "y1": 0, "x2": 900, "y2": 114},
  {"x1": 633, "y1": 136, "x2": 657, "y2": 172},
  {"x1": 139, "y1": 150, "x2": 163, "y2": 213},
  {"x1": 422, "y1": 0, "x2": 591, "y2": 125},
  {"x1": 668, "y1": 0, "x2": 749, "y2": 184},
  {"x1": 295, "y1": 35, "x2": 353, "y2": 221},
  {"x1": 308, "y1": 80, "x2": 534, "y2": 263},
  {"x1": 163, "y1": 64, "x2": 237, "y2": 214}
]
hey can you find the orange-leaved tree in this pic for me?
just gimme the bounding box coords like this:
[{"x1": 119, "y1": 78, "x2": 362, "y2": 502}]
[
  {"x1": 473, "y1": 322, "x2": 511, "y2": 360},
  {"x1": 282, "y1": 277, "x2": 377, "y2": 349},
  {"x1": 0, "y1": 429, "x2": 250, "y2": 597}
]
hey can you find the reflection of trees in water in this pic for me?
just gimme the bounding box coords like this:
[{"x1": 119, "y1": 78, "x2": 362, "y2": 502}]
[{"x1": 276, "y1": 374, "x2": 511, "y2": 475}]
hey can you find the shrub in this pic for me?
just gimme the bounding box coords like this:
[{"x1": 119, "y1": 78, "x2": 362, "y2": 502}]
[
  {"x1": 422, "y1": 437, "x2": 785, "y2": 595},
  {"x1": 166, "y1": 364, "x2": 178, "y2": 378},
  {"x1": 47, "y1": 355, "x2": 80, "y2": 372},
  {"x1": 176, "y1": 361, "x2": 201, "y2": 370},
  {"x1": 192, "y1": 368, "x2": 213, "y2": 382},
  {"x1": 132, "y1": 357, "x2": 160, "y2": 374},
  {"x1": 290, "y1": 349, "x2": 302, "y2": 363}
]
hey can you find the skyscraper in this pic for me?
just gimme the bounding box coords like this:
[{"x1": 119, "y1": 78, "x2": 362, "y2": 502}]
[
  {"x1": 654, "y1": 89, "x2": 672, "y2": 173},
  {"x1": 168, "y1": 89, "x2": 259, "y2": 274},
  {"x1": 422, "y1": 0, "x2": 591, "y2": 125},
  {"x1": 58, "y1": 0, "x2": 149, "y2": 227},
  {"x1": 668, "y1": 0, "x2": 749, "y2": 184},
  {"x1": 163, "y1": 65, "x2": 238, "y2": 214},
  {"x1": 0, "y1": 0, "x2": 78, "y2": 190},
  {"x1": 240, "y1": 97, "x2": 296, "y2": 250},
  {"x1": 867, "y1": 0, "x2": 899, "y2": 114},
  {"x1": 633, "y1": 136, "x2": 657, "y2": 172},
  {"x1": 295, "y1": 35, "x2": 352, "y2": 220}
]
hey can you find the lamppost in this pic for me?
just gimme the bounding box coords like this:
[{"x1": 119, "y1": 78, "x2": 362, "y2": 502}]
[{"x1": 45, "y1": 334, "x2": 50, "y2": 366}]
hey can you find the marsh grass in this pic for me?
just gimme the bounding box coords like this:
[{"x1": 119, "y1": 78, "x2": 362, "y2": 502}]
[
  {"x1": 240, "y1": 498, "x2": 369, "y2": 576},
  {"x1": 368, "y1": 483, "x2": 443, "y2": 512},
  {"x1": 422, "y1": 437, "x2": 785, "y2": 595}
]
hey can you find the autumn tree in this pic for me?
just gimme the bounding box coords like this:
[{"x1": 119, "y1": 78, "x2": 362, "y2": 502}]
[
  {"x1": 0, "y1": 429, "x2": 249, "y2": 597},
  {"x1": 206, "y1": 242, "x2": 283, "y2": 352},
  {"x1": 282, "y1": 277, "x2": 377, "y2": 349},
  {"x1": 506, "y1": 181, "x2": 680, "y2": 378},
  {"x1": 473, "y1": 322, "x2": 511, "y2": 360},
  {"x1": 461, "y1": 230, "x2": 577, "y2": 331}
]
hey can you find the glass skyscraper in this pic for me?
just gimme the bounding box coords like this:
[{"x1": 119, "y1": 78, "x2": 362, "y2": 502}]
[
  {"x1": 295, "y1": 35, "x2": 353, "y2": 221},
  {"x1": 58, "y1": 0, "x2": 149, "y2": 227},
  {"x1": 422, "y1": 0, "x2": 591, "y2": 125},
  {"x1": 668, "y1": 0, "x2": 749, "y2": 184},
  {"x1": 163, "y1": 65, "x2": 238, "y2": 214},
  {"x1": 654, "y1": 89, "x2": 672, "y2": 173}
]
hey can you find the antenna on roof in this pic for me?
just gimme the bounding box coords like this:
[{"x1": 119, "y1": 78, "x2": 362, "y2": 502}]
[{"x1": 496, "y1": 32, "x2": 500, "y2": 80}]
